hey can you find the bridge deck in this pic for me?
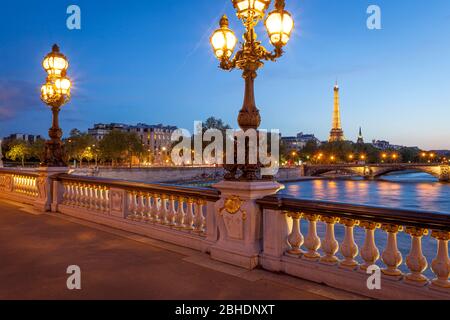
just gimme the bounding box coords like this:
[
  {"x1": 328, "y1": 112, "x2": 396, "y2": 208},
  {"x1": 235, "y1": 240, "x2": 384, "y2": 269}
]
[{"x1": 0, "y1": 199, "x2": 363, "y2": 300}]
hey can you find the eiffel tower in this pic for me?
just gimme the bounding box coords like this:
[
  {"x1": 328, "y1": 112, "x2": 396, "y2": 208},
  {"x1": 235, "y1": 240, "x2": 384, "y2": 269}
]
[{"x1": 329, "y1": 83, "x2": 345, "y2": 142}]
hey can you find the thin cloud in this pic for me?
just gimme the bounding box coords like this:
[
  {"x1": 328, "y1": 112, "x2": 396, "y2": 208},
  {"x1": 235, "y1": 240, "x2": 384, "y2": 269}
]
[{"x1": 0, "y1": 79, "x2": 40, "y2": 122}]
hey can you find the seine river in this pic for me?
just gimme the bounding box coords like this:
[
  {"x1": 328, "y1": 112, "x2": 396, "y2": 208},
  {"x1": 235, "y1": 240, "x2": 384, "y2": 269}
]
[
  {"x1": 279, "y1": 172, "x2": 449, "y2": 275},
  {"x1": 280, "y1": 172, "x2": 450, "y2": 213}
]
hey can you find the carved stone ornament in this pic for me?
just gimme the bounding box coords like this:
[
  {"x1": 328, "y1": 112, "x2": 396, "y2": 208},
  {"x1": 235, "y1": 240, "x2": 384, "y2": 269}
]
[
  {"x1": 219, "y1": 195, "x2": 247, "y2": 220},
  {"x1": 219, "y1": 195, "x2": 247, "y2": 240}
]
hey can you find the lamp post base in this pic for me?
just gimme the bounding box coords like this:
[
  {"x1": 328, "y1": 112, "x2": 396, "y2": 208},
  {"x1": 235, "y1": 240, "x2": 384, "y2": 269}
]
[
  {"x1": 41, "y1": 140, "x2": 66, "y2": 167},
  {"x1": 211, "y1": 180, "x2": 284, "y2": 269}
]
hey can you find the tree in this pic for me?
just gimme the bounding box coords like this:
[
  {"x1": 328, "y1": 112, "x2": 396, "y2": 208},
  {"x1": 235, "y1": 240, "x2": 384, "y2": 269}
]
[
  {"x1": 29, "y1": 138, "x2": 46, "y2": 163},
  {"x1": 99, "y1": 130, "x2": 143, "y2": 166},
  {"x1": 203, "y1": 117, "x2": 231, "y2": 132},
  {"x1": 321, "y1": 141, "x2": 355, "y2": 163},
  {"x1": 400, "y1": 147, "x2": 420, "y2": 163},
  {"x1": 170, "y1": 116, "x2": 233, "y2": 165},
  {"x1": 125, "y1": 132, "x2": 144, "y2": 167},
  {"x1": 6, "y1": 141, "x2": 29, "y2": 167},
  {"x1": 69, "y1": 128, "x2": 82, "y2": 137},
  {"x1": 65, "y1": 132, "x2": 96, "y2": 167}
]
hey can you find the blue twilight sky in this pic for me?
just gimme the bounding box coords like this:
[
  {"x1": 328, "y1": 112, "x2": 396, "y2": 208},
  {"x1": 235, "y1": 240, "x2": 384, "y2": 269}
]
[{"x1": 0, "y1": 0, "x2": 450, "y2": 150}]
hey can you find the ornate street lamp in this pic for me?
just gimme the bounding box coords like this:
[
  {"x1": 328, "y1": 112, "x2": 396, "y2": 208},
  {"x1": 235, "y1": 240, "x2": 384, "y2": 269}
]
[
  {"x1": 40, "y1": 44, "x2": 72, "y2": 167},
  {"x1": 210, "y1": 0, "x2": 294, "y2": 180}
]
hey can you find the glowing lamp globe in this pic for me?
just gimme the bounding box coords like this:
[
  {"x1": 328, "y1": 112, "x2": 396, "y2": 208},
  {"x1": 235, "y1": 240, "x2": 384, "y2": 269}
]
[
  {"x1": 232, "y1": 0, "x2": 271, "y2": 19},
  {"x1": 210, "y1": 15, "x2": 238, "y2": 60},
  {"x1": 55, "y1": 77, "x2": 72, "y2": 95},
  {"x1": 40, "y1": 83, "x2": 55, "y2": 102},
  {"x1": 265, "y1": 9, "x2": 294, "y2": 46},
  {"x1": 40, "y1": 77, "x2": 71, "y2": 107},
  {"x1": 42, "y1": 44, "x2": 69, "y2": 77}
]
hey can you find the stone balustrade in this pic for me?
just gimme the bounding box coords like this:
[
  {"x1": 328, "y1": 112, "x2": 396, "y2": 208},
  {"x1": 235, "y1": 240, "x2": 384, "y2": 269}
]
[
  {"x1": 0, "y1": 169, "x2": 39, "y2": 204},
  {"x1": 258, "y1": 195, "x2": 450, "y2": 299},
  {"x1": 0, "y1": 167, "x2": 449, "y2": 299},
  {"x1": 53, "y1": 174, "x2": 219, "y2": 252}
]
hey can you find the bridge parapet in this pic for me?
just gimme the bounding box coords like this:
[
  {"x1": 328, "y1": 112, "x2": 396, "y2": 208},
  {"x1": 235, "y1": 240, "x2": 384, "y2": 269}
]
[
  {"x1": 0, "y1": 169, "x2": 40, "y2": 205},
  {"x1": 1, "y1": 167, "x2": 449, "y2": 299},
  {"x1": 258, "y1": 195, "x2": 450, "y2": 299},
  {"x1": 303, "y1": 163, "x2": 449, "y2": 182}
]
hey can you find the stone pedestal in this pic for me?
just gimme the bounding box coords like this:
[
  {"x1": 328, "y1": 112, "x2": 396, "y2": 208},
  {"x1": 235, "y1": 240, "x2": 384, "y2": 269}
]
[
  {"x1": 34, "y1": 167, "x2": 69, "y2": 212},
  {"x1": 210, "y1": 180, "x2": 283, "y2": 269}
]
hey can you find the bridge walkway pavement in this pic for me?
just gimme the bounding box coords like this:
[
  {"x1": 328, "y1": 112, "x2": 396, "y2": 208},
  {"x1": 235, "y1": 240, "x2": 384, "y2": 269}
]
[{"x1": 0, "y1": 199, "x2": 366, "y2": 300}]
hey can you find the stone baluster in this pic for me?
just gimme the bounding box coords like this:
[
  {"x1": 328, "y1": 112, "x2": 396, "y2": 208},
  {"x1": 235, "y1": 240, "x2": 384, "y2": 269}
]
[
  {"x1": 101, "y1": 187, "x2": 108, "y2": 212},
  {"x1": 405, "y1": 227, "x2": 429, "y2": 286},
  {"x1": 136, "y1": 192, "x2": 145, "y2": 221},
  {"x1": 81, "y1": 184, "x2": 88, "y2": 208},
  {"x1": 160, "y1": 195, "x2": 169, "y2": 224},
  {"x1": 340, "y1": 218, "x2": 360, "y2": 270},
  {"x1": 76, "y1": 184, "x2": 83, "y2": 207},
  {"x1": 104, "y1": 188, "x2": 110, "y2": 211},
  {"x1": 84, "y1": 185, "x2": 90, "y2": 208},
  {"x1": 77, "y1": 184, "x2": 83, "y2": 207},
  {"x1": 320, "y1": 216, "x2": 340, "y2": 265},
  {"x1": 25, "y1": 178, "x2": 30, "y2": 194},
  {"x1": 168, "y1": 195, "x2": 176, "y2": 226},
  {"x1": 143, "y1": 193, "x2": 152, "y2": 222},
  {"x1": 194, "y1": 199, "x2": 206, "y2": 233},
  {"x1": 73, "y1": 184, "x2": 79, "y2": 206},
  {"x1": 95, "y1": 186, "x2": 101, "y2": 211},
  {"x1": 98, "y1": 186, "x2": 105, "y2": 211},
  {"x1": 287, "y1": 212, "x2": 304, "y2": 256},
  {"x1": 29, "y1": 178, "x2": 34, "y2": 195},
  {"x1": 360, "y1": 221, "x2": 380, "y2": 271},
  {"x1": 151, "y1": 194, "x2": 160, "y2": 222},
  {"x1": 127, "y1": 191, "x2": 137, "y2": 220},
  {"x1": 303, "y1": 214, "x2": 321, "y2": 261},
  {"x1": 88, "y1": 185, "x2": 94, "y2": 209},
  {"x1": 89, "y1": 185, "x2": 95, "y2": 209},
  {"x1": 431, "y1": 230, "x2": 450, "y2": 289},
  {"x1": 29, "y1": 179, "x2": 34, "y2": 195},
  {"x1": 22, "y1": 177, "x2": 27, "y2": 194},
  {"x1": 175, "y1": 197, "x2": 186, "y2": 228},
  {"x1": 62, "y1": 183, "x2": 69, "y2": 205},
  {"x1": 92, "y1": 186, "x2": 98, "y2": 210},
  {"x1": 184, "y1": 198, "x2": 195, "y2": 230},
  {"x1": 86, "y1": 185, "x2": 92, "y2": 208},
  {"x1": 97, "y1": 186, "x2": 104, "y2": 211},
  {"x1": 68, "y1": 183, "x2": 75, "y2": 205},
  {"x1": 91, "y1": 186, "x2": 98, "y2": 211},
  {"x1": 26, "y1": 178, "x2": 30, "y2": 194},
  {"x1": 77, "y1": 183, "x2": 83, "y2": 207},
  {"x1": 27, "y1": 178, "x2": 32, "y2": 195},
  {"x1": 65, "y1": 183, "x2": 71, "y2": 205},
  {"x1": 381, "y1": 224, "x2": 403, "y2": 279},
  {"x1": 84, "y1": 185, "x2": 90, "y2": 209}
]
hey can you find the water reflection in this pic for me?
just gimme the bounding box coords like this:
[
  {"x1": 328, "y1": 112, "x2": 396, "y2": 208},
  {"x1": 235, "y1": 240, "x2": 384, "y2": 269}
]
[{"x1": 281, "y1": 173, "x2": 450, "y2": 213}]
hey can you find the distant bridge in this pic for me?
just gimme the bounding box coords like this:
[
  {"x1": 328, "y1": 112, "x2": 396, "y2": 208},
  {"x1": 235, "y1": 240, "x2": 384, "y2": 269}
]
[{"x1": 303, "y1": 163, "x2": 450, "y2": 182}]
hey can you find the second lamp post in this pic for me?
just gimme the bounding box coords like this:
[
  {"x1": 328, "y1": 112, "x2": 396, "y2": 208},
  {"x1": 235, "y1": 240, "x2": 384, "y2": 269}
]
[
  {"x1": 210, "y1": 0, "x2": 294, "y2": 180},
  {"x1": 40, "y1": 44, "x2": 72, "y2": 167}
]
